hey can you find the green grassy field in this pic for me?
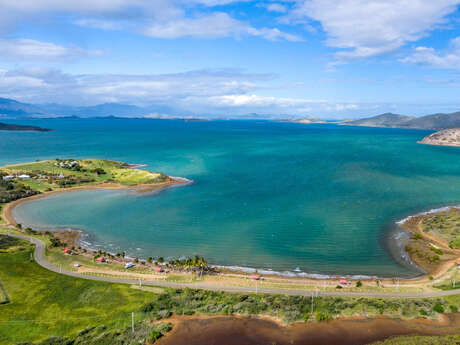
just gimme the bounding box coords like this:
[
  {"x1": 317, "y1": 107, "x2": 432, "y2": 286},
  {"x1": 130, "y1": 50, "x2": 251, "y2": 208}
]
[
  {"x1": 421, "y1": 211, "x2": 460, "y2": 249},
  {"x1": 1, "y1": 158, "x2": 168, "y2": 191},
  {"x1": 0, "y1": 237, "x2": 158, "y2": 345}
]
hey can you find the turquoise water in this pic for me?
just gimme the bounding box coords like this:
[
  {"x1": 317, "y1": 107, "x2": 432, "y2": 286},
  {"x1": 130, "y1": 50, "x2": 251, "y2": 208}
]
[{"x1": 4, "y1": 118, "x2": 460, "y2": 277}]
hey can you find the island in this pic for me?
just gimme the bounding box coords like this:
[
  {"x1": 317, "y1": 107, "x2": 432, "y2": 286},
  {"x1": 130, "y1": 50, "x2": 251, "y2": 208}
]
[
  {"x1": 0, "y1": 122, "x2": 52, "y2": 132},
  {"x1": 287, "y1": 117, "x2": 327, "y2": 124},
  {"x1": 340, "y1": 111, "x2": 460, "y2": 130},
  {"x1": 418, "y1": 128, "x2": 460, "y2": 147}
]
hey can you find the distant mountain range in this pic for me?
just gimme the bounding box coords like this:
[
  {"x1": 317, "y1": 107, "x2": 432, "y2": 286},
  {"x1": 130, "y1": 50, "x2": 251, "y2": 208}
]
[
  {"x1": 2, "y1": 97, "x2": 460, "y2": 130},
  {"x1": 342, "y1": 112, "x2": 460, "y2": 130},
  {"x1": 0, "y1": 97, "x2": 188, "y2": 119}
]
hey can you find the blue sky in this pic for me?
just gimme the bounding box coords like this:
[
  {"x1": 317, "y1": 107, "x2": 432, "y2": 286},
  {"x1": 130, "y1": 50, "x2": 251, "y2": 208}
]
[{"x1": 1, "y1": 0, "x2": 460, "y2": 118}]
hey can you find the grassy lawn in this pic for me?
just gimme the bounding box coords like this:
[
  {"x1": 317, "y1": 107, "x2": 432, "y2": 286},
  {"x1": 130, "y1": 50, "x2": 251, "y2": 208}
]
[{"x1": 0, "y1": 237, "x2": 159, "y2": 345}]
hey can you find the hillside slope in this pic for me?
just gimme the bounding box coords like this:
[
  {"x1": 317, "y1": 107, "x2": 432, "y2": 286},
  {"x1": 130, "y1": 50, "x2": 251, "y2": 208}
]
[{"x1": 419, "y1": 128, "x2": 460, "y2": 147}]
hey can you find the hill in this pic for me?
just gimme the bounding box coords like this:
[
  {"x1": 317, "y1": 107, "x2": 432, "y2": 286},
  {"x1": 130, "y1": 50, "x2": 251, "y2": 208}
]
[
  {"x1": 0, "y1": 98, "x2": 43, "y2": 117},
  {"x1": 418, "y1": 128, "x2": 460, "y2": 147},
  {"x1": 0, "y1": 122, "x2": 51, "y2": 132},
  {"x1": 343, "y1": 111, "x2": 460, "y2": 130},
  {"x1": 0, "y1": 97, "x2": 187, "y2": 118},
  {"x1": 342, "y1": 113, "x2": 414, "y2": 128}
]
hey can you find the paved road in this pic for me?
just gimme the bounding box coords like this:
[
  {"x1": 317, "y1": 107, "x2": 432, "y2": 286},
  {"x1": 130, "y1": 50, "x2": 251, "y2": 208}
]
[{"x1": 9, "y1": 233, "x2": 460, "y2": 298}]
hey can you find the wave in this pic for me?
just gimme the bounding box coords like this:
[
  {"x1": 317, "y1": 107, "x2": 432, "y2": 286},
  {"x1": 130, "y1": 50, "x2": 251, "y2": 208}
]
[
  {"x1": 212, "y1": 264, "x2": 383, "y2": 280},
  {"x1": 396, "y1": 204, "x2": 460, "y2": 225}
]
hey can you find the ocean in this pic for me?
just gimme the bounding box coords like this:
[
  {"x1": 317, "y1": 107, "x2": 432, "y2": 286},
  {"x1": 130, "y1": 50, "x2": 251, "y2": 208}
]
[{"x1": 3, "y1": 118, "x2": 460, "y2": 278}]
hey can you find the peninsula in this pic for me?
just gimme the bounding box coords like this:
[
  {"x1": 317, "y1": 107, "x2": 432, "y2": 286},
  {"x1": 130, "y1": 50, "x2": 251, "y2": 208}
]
[
  {"x1": 418, "y1": 128, "x2": 460, "y2": 147},
  {"x1": 0, "y1": 122, "x2": 52, "y2": 132},
  {"x1": 0, "y1": 158, "x2": 179, "y2": 212}
]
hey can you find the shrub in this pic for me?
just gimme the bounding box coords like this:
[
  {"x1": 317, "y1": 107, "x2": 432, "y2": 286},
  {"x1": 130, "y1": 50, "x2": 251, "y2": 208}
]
[
  {"x1": 413, "y1": 233, "x2": 423, "y2": 240},
  {"x1": 432, "y1": 303, "x2": 444, "y2": 313},
  {"x1": 336, "y1": 285, "x2": 342, "y2": 289},
  {"x1": 316, "y1": 311, "x2": 332, "y2": 322},
  {"x1": 356, "y1": 281, "x2": 362, "y2": 288},
  {"x1": 148, "y1": 330, "x2": 162, "y2": 343},
  {"x1": 449, "y1": 305, "x2": 458, "y2": 313}
]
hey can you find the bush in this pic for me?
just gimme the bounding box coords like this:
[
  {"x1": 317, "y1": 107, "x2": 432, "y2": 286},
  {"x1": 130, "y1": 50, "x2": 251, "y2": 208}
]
[
  {"x1": 449, "y1": 305, "x2": 458, "y2": 313},
  {"x1": 413, "y1": 233, "x2": 423, "y2": 240},
  {"x1": 316, "y1": 311, "x2": 332, "y2": 322},
  {"x1": 148, "y1": 330, "x2": 163, "y2": 343},
  {"x1": 432, "y1": 303, "x2": 444, "y2": 313},
  {"x1": 356, "y1": 281, "x2": 362, "y2": 288}
]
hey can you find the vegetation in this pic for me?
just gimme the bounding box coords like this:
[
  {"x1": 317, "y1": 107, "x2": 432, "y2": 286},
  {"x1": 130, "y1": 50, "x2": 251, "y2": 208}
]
[
  {"x1": 0, "y1": 178, "x2": 40, "y2": 204},
  {"x1": 370, "y1": 335, "x2": 460, "y2": 345},
  {"x1": 421, "y1": 211, "x2": 460, "y2": 249},
  {"x1": 0, "y1": 159, "x2": 170, "y2": 193},
  {"x1": 0, "y1": 122, "x2": 51, "y2": 132},
  {"x1": 0, "y1": 234, "x2": 459, "y2": 344}
]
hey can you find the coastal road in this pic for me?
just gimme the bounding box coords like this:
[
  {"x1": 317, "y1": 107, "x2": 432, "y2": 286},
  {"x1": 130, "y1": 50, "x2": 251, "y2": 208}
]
[{"x1": 8, "y1": 233, "x2": 460, "y2": 299}]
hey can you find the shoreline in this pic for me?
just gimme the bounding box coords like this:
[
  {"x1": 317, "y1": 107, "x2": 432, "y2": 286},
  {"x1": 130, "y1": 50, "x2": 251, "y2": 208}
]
[
  {"x1": 3, "y1": 182, "x2": 460, "y2": 284},
  {"x1": 2, "y1": 179, "x2": 186, "y2": 228}
]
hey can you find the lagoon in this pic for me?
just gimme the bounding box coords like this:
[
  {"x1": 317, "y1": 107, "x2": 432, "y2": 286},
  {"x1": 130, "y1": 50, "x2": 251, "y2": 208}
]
[{"x1": 4, "y1": 118, "x2": 460, "y2": 277}]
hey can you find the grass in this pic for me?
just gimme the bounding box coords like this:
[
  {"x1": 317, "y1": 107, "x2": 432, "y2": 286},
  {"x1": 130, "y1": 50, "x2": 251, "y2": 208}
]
[
  {"x1": 1, "y1": 235, "x2": 460, "y2": 344},
  {"x1": 1, "y1": 158, "x2": 169, "y2": 192},
  {"x1": 370, "y1": 335, "x2": 460, "y2": 345},
  {"x1": 0, "y1": 237, "x2": 159, "y2": 345},
  {"x1": 421, "y1": 211, "x2": 460, "y2": 249}
]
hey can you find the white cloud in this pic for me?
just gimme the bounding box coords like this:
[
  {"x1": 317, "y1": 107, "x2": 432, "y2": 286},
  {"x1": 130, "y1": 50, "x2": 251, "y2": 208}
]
[
  {"x1": 0, "y1": 38, "x2": 103, "y2": 61},
  {"x1": 248, "y1": 27, "x2": 303, "y2": 41},
  {"x1": 208, "y1": 94, "x2": 325, "y2": 107},
  {"x1": 264, "y1": 3, "x2": 288, "y2": 13},
  {"x1": 287, "y1": 0, "x2": 460, "y2": 60},
  {"x1": 0, "y1": 0, "x2": 299, "y2": 42},
  {"x1": 143, "y1": 12, "x2": 247, "y2": 39},
  {"x1": 401, "y1": 37, "x2": 460, "y2": 70},
  {"x1": 0, "y1": 67, "x2": 370, "y2": 116}
]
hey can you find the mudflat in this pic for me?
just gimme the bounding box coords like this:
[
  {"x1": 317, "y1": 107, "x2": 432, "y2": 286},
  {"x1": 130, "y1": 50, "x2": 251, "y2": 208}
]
[{"x1": 157, "y1": 314, "x2": 460, "y2": 345}]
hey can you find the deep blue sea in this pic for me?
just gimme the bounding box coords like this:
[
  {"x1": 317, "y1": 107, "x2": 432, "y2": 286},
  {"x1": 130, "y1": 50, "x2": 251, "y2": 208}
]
[{"x1": 3, "y1": 118, "x2": 460, "y2": 278}]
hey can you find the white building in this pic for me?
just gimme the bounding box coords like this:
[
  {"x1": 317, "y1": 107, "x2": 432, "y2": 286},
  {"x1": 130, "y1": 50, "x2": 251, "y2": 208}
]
[
  {"x1": 2, "y1": 175, "x2": 14, "y2": 181},
  {"x1": 18, "y1": 174, "x2": 30, "y2": 179}
]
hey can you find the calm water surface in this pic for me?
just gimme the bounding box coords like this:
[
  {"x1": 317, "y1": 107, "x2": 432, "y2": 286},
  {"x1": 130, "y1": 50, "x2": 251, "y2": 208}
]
[{"x1": 3, "y1": 118, "x2": 460, "y2": 277}]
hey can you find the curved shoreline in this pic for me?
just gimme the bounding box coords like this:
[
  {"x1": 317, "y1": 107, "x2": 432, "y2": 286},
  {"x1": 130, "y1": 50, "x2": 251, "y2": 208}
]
[
  {"x1": 3, "y1": 185, "x2": 460, "y2": 284},
  {"x1": 2, "y1": 179, "x2": 185, "y2": 227}
]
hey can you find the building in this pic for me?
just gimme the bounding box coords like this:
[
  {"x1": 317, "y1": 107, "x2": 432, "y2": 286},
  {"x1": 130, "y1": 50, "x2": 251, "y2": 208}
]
[
  {"x1": 2, "y1": 175, "x2": 14, "y2": 181},
  {"x1": 18, "y1": 174, "x2": 30, "y2": 179}
]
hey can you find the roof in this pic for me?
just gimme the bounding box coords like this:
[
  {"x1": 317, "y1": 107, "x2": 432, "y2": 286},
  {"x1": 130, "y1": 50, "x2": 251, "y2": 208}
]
[
  {"x1": 339, "y1": 279, "x2": 348, "y2": 284},
  {"x1": 250, "y1": 274, "x2": 261, "y2": 280},
  {"x1": 96, "y1": 257, "x2": 105, "y2": 262},
  {"x1": 154, "y1": 266, "x2": 163, "y2": 272}
]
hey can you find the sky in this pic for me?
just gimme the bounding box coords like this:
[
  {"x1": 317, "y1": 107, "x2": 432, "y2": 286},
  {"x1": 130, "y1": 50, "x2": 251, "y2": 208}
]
[{"x1": 0, "y1": 0, "x2": 460, "y2": 119}]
